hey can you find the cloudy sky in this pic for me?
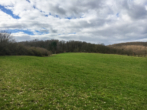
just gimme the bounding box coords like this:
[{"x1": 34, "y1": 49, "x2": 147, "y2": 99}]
[{"x1": 0, "y1": 0, "x2": 147, "y2": 45}]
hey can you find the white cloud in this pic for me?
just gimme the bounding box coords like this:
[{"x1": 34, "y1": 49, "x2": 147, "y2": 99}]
[{"x1": 0, "y1": 0, "x2": 147, "y2": 44}]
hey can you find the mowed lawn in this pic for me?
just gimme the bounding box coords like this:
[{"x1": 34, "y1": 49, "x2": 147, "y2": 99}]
[{"x1": 0, "y1": 53, "x2": 147, "y2": 110}]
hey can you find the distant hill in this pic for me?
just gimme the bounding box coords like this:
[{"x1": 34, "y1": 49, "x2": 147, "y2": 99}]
[
  {"x1": 109, "y1": 42, "x2": 147, "y2": 47},
  {"x1": 108, "y1": 42, "x2": 147, "y2": 56}
]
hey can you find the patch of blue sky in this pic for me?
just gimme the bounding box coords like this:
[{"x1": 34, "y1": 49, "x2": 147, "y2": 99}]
[
  {"x1": 7, "y1": 29, "x2": 34, "y2": 35},
  {"x1": 33, "y1": 5, "x2": 36, "y2": 9},
  {"x1": 43, "y1": 13, "x2": 52, "y2": 17},
  {"x1": 0, "y1": 5, "x2": 20, "y2": 19},
  {"x1": 69, "y1": 32, "x2": 76, "y2": 34},
  {"x1": 65, "y1": 16, "x2": 77, "y2": 20},
  {"x1": 26, "y1": 0, "x2": 30, "y2": 3},
  {"x1": 116, "y1": 13, "x2": 119, "y2": 17},
  {"x1": 54, "y1": 15, "x2": 61, "y2": 19},
  {"x1": 65, "y1": 17, "x2": 72, "y2": 20},
  {"x1": 45, "y1": 14, "x2": 48, "y2": 17},
  {"x1": 43, "y1": 13, "x2": 60, "y2": 18},
  {"x1": 55, "y1": 15, "x2": 59, "y2": 18},
  {"x1": 44, "y1": 13, "x2": 77, "y2": 20},
  {"x1": 35, "y1": 30, "x2": 49, "y2": 35}
]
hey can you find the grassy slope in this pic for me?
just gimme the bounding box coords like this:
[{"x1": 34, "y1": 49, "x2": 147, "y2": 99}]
[{"x1": 0, "y1": 53, "x2": 147, "y2": 110}]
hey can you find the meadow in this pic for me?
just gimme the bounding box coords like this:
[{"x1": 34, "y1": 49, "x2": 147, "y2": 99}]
[{"x1": 0, "y1": 53, "x2": 147, "y2": 110}]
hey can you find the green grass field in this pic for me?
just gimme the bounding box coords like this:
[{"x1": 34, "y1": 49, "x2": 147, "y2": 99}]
[{"x1": 0, "y1": 53, "x2": 147, "y2": 110}]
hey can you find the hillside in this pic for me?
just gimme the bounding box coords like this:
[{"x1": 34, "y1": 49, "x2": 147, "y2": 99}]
[
  {"x1": 110, "y1": 42, "x2": 147, "y2": 46},
  {"x1": 108, "y1": 42, "x2": 147, "y2": 56},
  {"x1": 0, "y1": 53, "x2": 147, "y2": 109},
  {"x1": 109, "y1": 42, "x2": 147, "y2": 47}
]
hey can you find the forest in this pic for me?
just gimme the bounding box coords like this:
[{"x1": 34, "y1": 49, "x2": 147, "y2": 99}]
[{"x1": 0, "y1": 32, "x2": 146, "y2": 56}]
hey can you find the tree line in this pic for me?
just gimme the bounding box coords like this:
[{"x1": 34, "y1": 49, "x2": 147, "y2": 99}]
[
  {"x1": 20, "y1": 39, "x2": 132, "y2": 55},
  {"x1": 0, "y1": 32, "x2": 140, "y2": 56},
  {"x1": 0, "y1": 32, "x2": 51, "y2": 56}
]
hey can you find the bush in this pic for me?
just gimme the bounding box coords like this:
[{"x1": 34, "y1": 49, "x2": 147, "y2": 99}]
[
  {"x1": 28, "y1": 47, "x2": 51, "y2": 56},
  {"x1": 0, "y1": 32, "x2": 51, "y2": 56}
]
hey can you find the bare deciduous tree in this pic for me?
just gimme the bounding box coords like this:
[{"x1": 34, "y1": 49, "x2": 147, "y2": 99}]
[{"x1": 0, "y1": 32, "x2": 14, "y2": 43}]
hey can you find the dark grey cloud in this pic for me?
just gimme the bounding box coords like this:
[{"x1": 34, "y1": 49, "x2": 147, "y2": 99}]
[
  {"x1": 49, "y1": 4, "x2": 66, "y2": 15},
  {"x1": 119, "y1": 0, "x2": 147, "y2": 19},
  {"x1": 129, "y1": 5, "x2": 147, "y2": 19}
]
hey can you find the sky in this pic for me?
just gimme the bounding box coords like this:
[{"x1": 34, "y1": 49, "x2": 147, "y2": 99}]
[{"x1": 0, "y1": 0, "x2": 147, "y2": 45}]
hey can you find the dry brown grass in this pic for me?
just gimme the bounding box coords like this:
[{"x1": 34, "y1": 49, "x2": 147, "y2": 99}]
[{"x1": 109, "y1": 45, "x2": 147, "y2": 56}]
